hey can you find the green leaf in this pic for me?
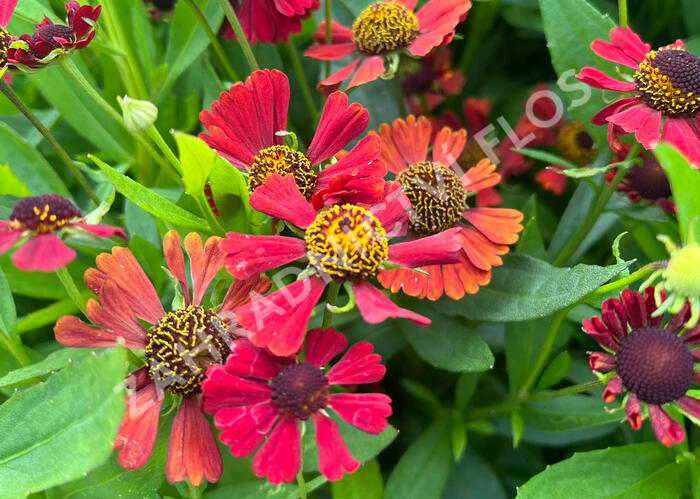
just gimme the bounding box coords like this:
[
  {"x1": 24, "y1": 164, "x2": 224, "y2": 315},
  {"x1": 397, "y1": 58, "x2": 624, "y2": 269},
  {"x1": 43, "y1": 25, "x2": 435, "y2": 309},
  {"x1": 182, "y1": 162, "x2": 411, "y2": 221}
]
[
  {"x1": 513, "y1": 148, "x2": 579, "y2": 170},
  {"x1": 436, "y1": 254, "x2": 630, "y2": 321},
  {"x1": 450, "y1": 411, "x2": 467, "y2": 462},
  {"x1": 16, "y1": 295, "x2": 84, "y2": 335},
  {"x1": 554, "y1": 164, "x2": 617, "y2": 178},
  {"x1": 91, "y1": 155, "x2": 209, "y2": 231},
  {"x1": 206, "y1": 481, "x2": 297, "y2": 499},
  {"x1": 0, "y1": 266, "x2": 17, "y2": 341},
  {"x1": 331, "y1": 459, "x2": 384, "y2": 499},
  {"x1": 538, "y1": 0, "x2": 616, "y2": 146},
  {"x1": 175, "y1": 132, "x2": 214, "y2": 195},
  {"x1": 534, "y1": 351, "x2": 571, "y2": 391},
  {"x1": 385, "y1": 418, "x2": 453, "y2": 499},
  {"x1": 655, "y1": 142, "x2": 700, "y2": 243},
  {"x1": 0, "y1": 257, "x2": 68, "y2": 299},
  {"x1": 208, "y1": 158, "x2": 251, "y2": 232},
  {"x1": 0, "y1": 347, "x2": 127, "y2": 496},
  {"x1": 510, "y1": 411, "x2": 524, "y2": 448},
  {"x1": 516, "y1": 195, "x2": 548, "y2": 260},
  {"x1": 444, "y1": 452, "x2": 507, "y2": 499},
  {"x1": 517, "y1": 443, "x2": 687, "y2": 498},
  {"x1": 0, "y1": 348, "x2": 91, "y2": 388},
  {"x1": 0, "y1": 122, "x2": 71, "y2": 198},
  {"x1": 0, "y1": 165, "x2": 31, "y2": 196},
  {"x1": 399, "y1": 309, "x2": 494, "y2": 373}
]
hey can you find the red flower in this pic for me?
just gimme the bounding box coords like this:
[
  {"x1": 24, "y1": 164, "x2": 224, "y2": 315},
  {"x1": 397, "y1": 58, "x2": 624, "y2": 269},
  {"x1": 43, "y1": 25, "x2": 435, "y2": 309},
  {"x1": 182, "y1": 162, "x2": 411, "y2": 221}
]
[
  {"x1": 576, "y1": 27, "x2": 700, "y2": 166},
  {"x1": 534, "y1": 166, "x2": 568, "y2": 196},
  {"x1": 7, "y1": 1, "x2": 101, "y2": 71},
  {"x1": 605, "y1": 153, "x2": 675, "y2": 214},
  {"x1": 0, "y1": 194, "x2": 125, "y2": 272},
  {"x1": 373, "y1": 115, "x2": 523, "y2": 300},
  {"x1": 403, "y1": 49, "x2": 466, "y2": 114},
  {"x1": 54, "y1": 231, "x2": 271, "y2": 485},
  {"x1": 201, "y1": 327, "x2": 391, "y2": 484},
  {"x1": 220, "y1": 173, "x2": 466, "y2": 356},
  {"x1": 583, "y1": 287, "x2": 700, "y2": 447},
  {"x1": 199, "y1": 69, "x2": 386, "y2": 209},
  {"x1": 304, "y1": 0, "x2": 471, "y2": 93},
  {"x1": 220, "y1": 0, "x2": 320, "y2": 44}
]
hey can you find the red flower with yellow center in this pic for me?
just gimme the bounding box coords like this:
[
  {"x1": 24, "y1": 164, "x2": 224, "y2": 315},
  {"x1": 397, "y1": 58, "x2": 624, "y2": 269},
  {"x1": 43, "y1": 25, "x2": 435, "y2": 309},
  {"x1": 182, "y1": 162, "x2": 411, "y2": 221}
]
[
  {"x1": 577, "y1": 27, "x2": 700, "y2": 165},
  {"x1": 583, "y1": 287, "x2": 700, "y2": 447},
  {"x1": 199, "y1": 69, "x2": 386, "y2": 209},
  {"x1": 373, "y1": 115, "x2": 523, "y2": 300},
  {"x1": 219, "y1": 173, "x2": 466, "y2": 356},
  {"x1": 201, "y1": 328, "x2": 391, "y2": 484},
  {"x1": 219, "y1": 0, "x2": 320, "y2": 44},
  {"x1": 54, "y1": 231, "x2": 270, "y2": 485},
  {"x1": 304, "y1": 0, "x2": 471, "y2": 94},
  {"x1": 0, "y1": 194, "x2": 125, "y2": 272}
]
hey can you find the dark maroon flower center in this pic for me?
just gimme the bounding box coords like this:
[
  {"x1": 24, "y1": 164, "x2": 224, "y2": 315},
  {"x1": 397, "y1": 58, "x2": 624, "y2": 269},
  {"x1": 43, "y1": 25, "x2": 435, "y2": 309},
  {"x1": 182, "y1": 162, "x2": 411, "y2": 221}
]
[
  {"x1": 635, "y1": 48, "x2": 700, "y2": 116},
  {"x1": 270, "y1": 362, "x2": 329, "y2": 420},
  {"x1": 10, "y1": 194, "x2": 81, "y2": 232},
  {"x1": 32, "y1": 24, "x2": 75, "y2": 48},
  {"x1": 615, "y1": 326, "x2": 694, "y2": 404},
  {"x1": 576, "y1": 130, "x2": 594, "y2": 150},
  {"x1": 151, "y1": 0, "x2": 178, "y2": 10},
  {"x1": 145, "y1": 306, "x2": 231, "y2": 395},
  {"x1": 625, "y1": 156, "x2": 672, "y2": 200}
]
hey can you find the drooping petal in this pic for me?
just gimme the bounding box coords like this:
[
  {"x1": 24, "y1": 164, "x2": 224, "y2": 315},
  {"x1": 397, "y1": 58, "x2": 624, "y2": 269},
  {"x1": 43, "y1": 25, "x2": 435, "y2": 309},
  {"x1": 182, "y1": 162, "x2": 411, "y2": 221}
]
[
  {"x1": 249, "y1": 173, "x2": 318, "y2": 228},
  {"x1": 315, "y1": 58, "x2": 362, "y2": 96},
  {"x1": 184, "y1": 233, "x2": 225, "y2": 306},
  {"x1": 12, "y1": 233, "x2": 76, "y2": 272},
  {"x1": 677, "y1": 396, "x2": 700, "y2": 420},
  {"x1": 316, "y1": 135, "x2": 385, "y2": 189},
  {"x1": 0, "y1": 225, "x2": 21, "y2": 255},
  {"x1": 214, "y1": 402, "x2": 279, "y2": 457},
  {"x1": 346, "y1": 56, "x2": 385, "y2": 90},
  {"x1": 624, "y1": 393, "x2": 642, "y2": 430},
  {"x1": 369, "y1": 182, "x2": 411, "y2": 237},
  {"x1": 461, "y1": 159, "x2": 500, "y2": 192},
  {"x1": 576, "y1": 67, "x2": 636, "y2": 92},
  {"x1": 328, "y1": 393, "x2": 392, "y2": 434},
  {"x1": 114, "y1": 382, "x2": 163, "y2": 470},
  {"x1": 608, "y1": 103, "x2": 662, "y2": 149},
  {"x1": 648, "y1": 404, "x2": 685, "y2": 447},
  {"x1": 462, "y1": 207, "x2": 524, "y2": 245},
  {"x1": 166, "y1": 396, "x2": 222, "y2": 485},
  {"x1": 221, "y1": 233, "x2": 306, "y2": 280},
  {"x1": 588, "y1": 351, "x2": 616, "y2": 373},
  {"x1": 620, "y1": 288, "x2": 648, "y2": 330},
  {"x1": 251, "y1": 416, "x2": 301, "y2": 484},
  {"x1": 590, "y1": 39, "x2": 640, "y2": 68},
  {"x1": 54, "y1": 313, "x2": 145, "y2": 350},
  {"x1": 601, "y1": 297, "x2": 629, "y2": 342},
  {"x1": 408, "y1": 0, "x2": 471, "y2": 56},
  {"x1": 591, "y1": 97, "x2": 639, "y2": 126},
  {"x1": 163, "y1": 230, "x2": 189, "y2": 306},
  {"x1": 661, "y1": 117, "x2": 700, "y2": 166},
  {"x1": 312, "y1": 413, "x2": 359, "y2": 481},
  {"x1": 326, "y1": 341, "x2": 385, "y2": 386},
  {"x1": 201, "y1": 365, "x2": 273, "y2": 414},
  {"x1": 303, "y1": 42, "x2": 356, "y2": 60},
  {"x1": 582, "y1": 316, "x2": 620, "y2": 352},
  {"x1": 388, "y1": 227, "x2": 464, "y2": 268},
  {"x1": 447, "y1": 260, "x2": 491, "y2": 299},
  {"x1": 72, "y1": 223, "x2": 127, "y2": 240},
  {"x1": 218, "y1": 275, "x2": 272, "y2": 318},
  {"x1": 304, "y1": 328, "x2": 348, "y2": 367},
  {"x1": 459, "y1": 226, "x2": 507, "y2": 271},
  {"x1": 608, "y1": 26, "x2": 650, "y2": 63},
  {"x1": 224, "y1": 340, "x2": 287, "y2": 381},
  {"x1": 353, "y1": 281, "x2": 430, "y2": 326},
  {"x1": 376, "y1": 267, "x2": 429, "y2": 300},
  {"x1": 602, "y1": 375, "x2": 623, "y2": 403}
]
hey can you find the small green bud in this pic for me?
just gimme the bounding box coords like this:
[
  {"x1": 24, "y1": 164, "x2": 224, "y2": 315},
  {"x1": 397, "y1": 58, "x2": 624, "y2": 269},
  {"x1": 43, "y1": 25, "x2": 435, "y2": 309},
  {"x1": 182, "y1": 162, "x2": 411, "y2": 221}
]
[{"x1": 117, "y1": 95, "x2": 158, "y2": 133}]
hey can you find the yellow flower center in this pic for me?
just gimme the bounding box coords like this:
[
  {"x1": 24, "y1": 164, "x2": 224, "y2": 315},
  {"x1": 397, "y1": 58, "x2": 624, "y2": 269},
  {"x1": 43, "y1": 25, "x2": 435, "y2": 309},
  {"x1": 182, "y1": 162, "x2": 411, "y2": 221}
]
[
  {"x1": 352, "y1": 2, "x2": 419, "y2": 55},
  {"x1": 248, "y1": 145, "x2": 316, "y2": 197},
  {"x1": 397, "y1": 161, "x2": 466, "y2": 236},
  {"x1": 556, "y1": 122, "x2": 596, "y2": 166},
  {"x1": 665, "y1": 243, "x2": 700, "y2": 297},
  {"x1": 0, "y1": 26, "x2": 10, "y2": 69},
  {"x1": 305, "y1": 204, "x2": 388, "y2": 281},
  {"x1": 635, "y1": 47, "x2": 700, "y2": 116}
]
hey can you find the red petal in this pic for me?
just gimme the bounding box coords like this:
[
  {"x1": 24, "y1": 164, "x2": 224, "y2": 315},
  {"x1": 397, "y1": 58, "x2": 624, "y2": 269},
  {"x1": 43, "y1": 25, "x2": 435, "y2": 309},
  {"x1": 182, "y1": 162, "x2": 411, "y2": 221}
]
[
  {"x1": 221, "y1": 233, "x2": 306, "y2": 280},
  {"x1": 224, "y1": 340, "x2": 287, "y2": 381},
  {"x1": 369, "y1": 182, "x2": 411, "y2": 237},
  {"x1": 620, "y1": 289, "x2": 647, "y2": 329},
  {"x1": 677, "y1": 396, "x2": 700, "y2": 420},
  {"x1": 313, "y1": 414, "x2": 359, "y2": 481},
  {"x1": 591, "y1": 97, "x2": 639, "y2": 126},
  {"x1": 303, "y1": 42, "x2": 356, "y2": 60},
  {"x1": 388, "y1": 227, "x2": 464, "y2": 267},
  {"x1": 462, "y1": 207, "x2": 524, "y2": 245},
  {"x1": 327, "y1": 341, "x2": 385, "y2": 385},
  {"x1": 461, "y1": 158, "x2": 500, "y2": 192},
  {"x1": 166, "y1": 396, "x2": 222, "y2": 485},
  {"x1": 347, "y1": 55, "x2": 386, "y2": 90},
  {"x1": 601, "y1": 298, "x2": 628, "y2": 342},
  {"x1": 590, "y1": 39, "x2": 640, "y2": 68},
  {"x1": 582, "y1": 317, "x2": 619, "y2": 351},
  {"x1": 214, "y1": 402, "x2": 279, "y2": 457},
  {"x1": 0, "y1": 0, "x2": 17, "y2": 26},
  {"x1": 588, "y1": 351, "x2": 616, "y2": 372},
  {"x1": 163, "y1": 230, "x2": 190, "y2": 306},
  {"x1": 576, "y1": 67, "x2": 636, "y2": 92},
  {"x1": 662, "y1": 117, "x2": 700, "y2": 167},
  {"x1": 201, "y1": 365, "x2": 272, "y2": 414},
  {"x1": 251, "y1": 416, "x2": 301, "y2": 484},
  {"x1": 316, "y1": 58, "x2": 362, "y2": 95},
  {"x1": 608, "y1": 104, "x2": 661, "y2": 149},
  {"x1": 316, "y1": 135, "x2": 385, "y2": 189},
  {"x1": 608, "y1": 26, "x2": 650, "y2": 63},
  {"x1": 328, "y1": 393, "x2": 392, "y2": 434},
  {"x1": 12, "y1": 233, "x2": 76, "y2": 272},
  {"x1": 218, "y1": 275, "x2": 271, "y2": 316},
  {"x1": 602, "y1": 376, "x2": 623, "y2": 403},
  {"x1": 304, "y1": 328, "x2": 348, "y2": 367},
  {"x1": 73, "y1": 223, "x2": 127, "y2": 240},
  {"x1": 184, "y1": 233, "x2": 225, "y2": 306},
  {"x1": 353, "y1": 281, "x2": 430, "y2": 326},
  {"x1": 249, "y1": 173, "x2": 317, "y2": 227},
  {"x1": 432, "y1": 126, "x2": 466, "y2": 167},
  {"x1": 114, "y1": 382, "x2": 163, "y2": 470},
  {"x1": 0, "y1": 225, "x2": 21, "y2": 255},
  {"x1": 54, "y1": 314, "x2": 145, "y2": 349},
  {"x1": 624, "y1": 393, "x2": 642, "y2": 430},
  {"x1": 648, "y1": 404, "x2": 685, "y2": 446}
]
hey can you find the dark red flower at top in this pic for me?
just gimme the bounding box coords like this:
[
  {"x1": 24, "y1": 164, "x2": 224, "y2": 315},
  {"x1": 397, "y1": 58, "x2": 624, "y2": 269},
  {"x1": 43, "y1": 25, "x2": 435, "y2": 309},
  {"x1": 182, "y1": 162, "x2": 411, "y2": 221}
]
[
  {"x1": 54, "y1": 230, "x2": 271, "y2": 485},
  {"x1": 220, "y1": 0, "x2": 320, "y2": 44},
  {"x1": 0, "y1": 194, "x2": 125, "y2": 272},
  {"x1": 199, "y1": 69, "x2": 386, "y2": 210},
  {"x1": 304, "y1": 0, "x2": 471, "y2": 94},
  {"x1": 202, "y1": 328, "x2": 391, "y2": 484},
  {"x1": 605, "y1": 153, "x2": 675, "y2": 214},
  {"x1": 583, "y1": 287, "x2": 700, "y2": 447},
  {"x1": 6, "y1": 1, "x2": 101, "y2": 71},
  {"x1": 576, "y1": 27, "x2": 700, "y2": 166},
  {"x1": 403, "y1": 49, "x2": 466, "y2": 114}
]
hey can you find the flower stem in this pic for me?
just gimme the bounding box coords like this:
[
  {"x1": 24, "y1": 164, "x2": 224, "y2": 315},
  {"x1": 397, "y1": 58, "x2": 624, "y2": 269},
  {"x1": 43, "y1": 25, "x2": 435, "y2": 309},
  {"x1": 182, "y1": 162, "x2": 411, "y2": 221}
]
[
  {"x1": 282, "y1": 41, "x2": 318, "y2": 123},
  {"x1": 0, "y1": 80, "x2": 100, "y2": 205},
  {"x1": 55, "y1": 266, "x2": 86, "y2": 315},
  {"x1": 394, "y1": 72, "x2": 407, "y2": 117},
  {"x1": 183, "y1": 0, "x2": 240, "y2": 83},
  {"x1": 217, "y1": 0, "x2": 260, "y2": 72},
  {"x1": 618, "y1": 0, "x2": 628, "y2": 28},
  {"x1": 297, "y1": 471, "x2": 307, "y2": 499},
  {"x1": 59, "y1": 59, "x2": 171, "y2": 173},
  {"x1": 145, "y1": 125, "x2": 182, "y2": 176},
  {"x1": 2, "y1": 336, "x2": 32, "y2": 368},
  {"x1": 196, "y1": 194, "x2": 226, "y2": 237},
  {"x1": 589, "y1": 264, "x2": 656, "y2": 298},
  {"x1": 324, "y1": 0, "x2": 332, "y2": 77},
  {"x1": 552, "y1": 166, "x2": 628, "y2": 266},
  {"x1": 186, "y1": 481, "x2": 202, "y2": 499},
  {"x1": 321, "y1": 282, "x2": 341, "y2": 329}
]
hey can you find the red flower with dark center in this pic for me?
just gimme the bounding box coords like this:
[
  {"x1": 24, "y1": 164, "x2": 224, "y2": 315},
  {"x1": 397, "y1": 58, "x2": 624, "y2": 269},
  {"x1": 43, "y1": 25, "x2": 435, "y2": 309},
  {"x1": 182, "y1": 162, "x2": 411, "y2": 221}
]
[
  {"x1": 304, "y1": 0, "x2": 471, "y2": 94},
  {"x1": 7, "y1": 1, "x2": 101, "y2": 71},
  {"x1": 372, "y1": 115, "x2": 523, "y2": 300},
  {"x1": 0, "y1": 194, "x2": 125, "y2": 272},
  {"x1": 201, "y1": 328, "x2": 392, "y2": 484},
  {"x1": 576, "y1": 27, "x2": 700, "y2": 166},
  {"x1": 583, "y1": 287, "x2": 700, "y2": 447},
  {"x1": 403, "y1": 49, "x2": 466, "y2": 114},
  {"x1": 219, "y1": 0, "x2": 320, "y2": 44},
  {"x1": 605, "y1": 152, "x2": 675, "y2": 213},
  {"x1": 199, "y1": 69, "x2": 386, "y2": 209},
  {"x1": 219, "y1": 173, "x2": 467, "y2": 356},
  {"x1": 54, "y1": 230, "x2": 271, "y2": 485}
]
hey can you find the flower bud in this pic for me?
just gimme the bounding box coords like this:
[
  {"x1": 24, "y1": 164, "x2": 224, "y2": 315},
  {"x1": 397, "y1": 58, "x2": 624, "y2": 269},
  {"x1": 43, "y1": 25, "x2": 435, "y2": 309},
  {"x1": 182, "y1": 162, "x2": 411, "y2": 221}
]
[{"x1": 117, "y1": 95, "x2": 158, "y2": 133}]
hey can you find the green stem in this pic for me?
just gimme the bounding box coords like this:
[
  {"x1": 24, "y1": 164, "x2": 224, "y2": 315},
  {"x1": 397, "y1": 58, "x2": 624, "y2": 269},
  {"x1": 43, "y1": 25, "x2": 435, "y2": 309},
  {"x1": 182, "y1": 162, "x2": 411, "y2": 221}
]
[
  {"x1": 217, "y1": 0, "x2": 260, "y2": 72},
  {"x1": 552, "y1": 166, "x2": 628, "y2": 266},
  {"x1": 186, "y1": 481, "x2": 202, "y2": 499},
  {"x1": 146, "y1": 126, "x2": 182, "y2": 176},
  {"x1": 618, "y1": 0, "x2": 628, "y2": 28},
  {"x1": 394, "y1": 72, "x2": 406, "y2": 117},
  {"x1": 519, "y1": 306, "x2": 572, "y2": 396},
  {"x1": 0, "y1": 80, "x2": 100, "y2": 205},
  {"x1": 589, "y1": 264, "x2": 656, "y2": 298},
  {"x1": 196, "y1": 195, "x2": 226, "y2": 237},
  {"x1": 321, "y1": 282, "x2": 341, "y2": 329},
  {"x1": 2, "y1": 337, "x2": 32, "y2": 367},
  {"x1": 296, "y1": 471, "x2": 307, "y2": 499},
  {"x1": 55, "y1": 266, "x2": 86, "y2": 315},
  {"x1": 283, "y1": 41, "x2": 318, "y2": 123},
  {"x1": 59, "y1": 59, "x2": 171, "y2": 172},
  {"x1": 184, "y1": 0, "x2": 240, "y2": 83},
  {"x1": 324, "y1": 0, "x2": 332, "y2": 77},
  {"x1": 466, "y1": 379, "x2": 605, "y2": 421}
]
